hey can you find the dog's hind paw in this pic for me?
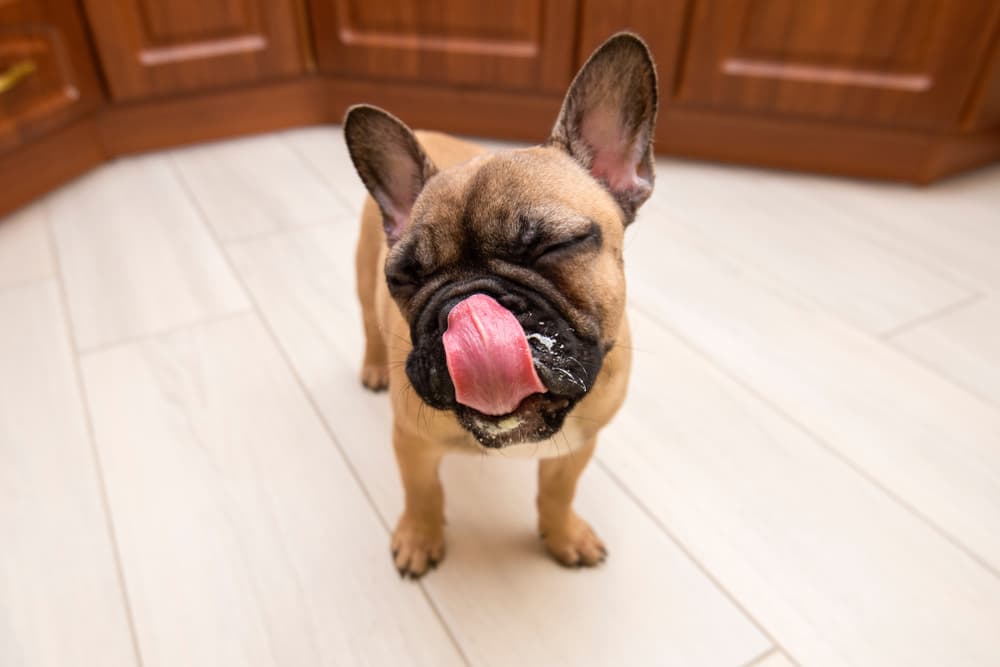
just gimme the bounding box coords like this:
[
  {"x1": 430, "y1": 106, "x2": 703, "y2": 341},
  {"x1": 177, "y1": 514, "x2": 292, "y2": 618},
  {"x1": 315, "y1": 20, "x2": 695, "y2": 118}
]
[{"x1": 360, "y1": 363, "x2": 389, "y2": 391}]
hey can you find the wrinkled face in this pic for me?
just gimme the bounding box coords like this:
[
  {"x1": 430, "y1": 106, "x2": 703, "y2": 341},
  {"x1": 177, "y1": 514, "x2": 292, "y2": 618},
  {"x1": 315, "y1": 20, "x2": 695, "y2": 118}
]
[{"x1": 386, "y1": 148, "x2": 627, "y2": 447}]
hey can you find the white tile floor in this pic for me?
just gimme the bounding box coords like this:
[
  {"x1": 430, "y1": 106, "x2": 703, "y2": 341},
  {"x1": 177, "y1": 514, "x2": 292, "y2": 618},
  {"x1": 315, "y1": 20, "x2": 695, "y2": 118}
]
[{"x1": 2, "y1": 126, "x2": 999, "y2": 667}]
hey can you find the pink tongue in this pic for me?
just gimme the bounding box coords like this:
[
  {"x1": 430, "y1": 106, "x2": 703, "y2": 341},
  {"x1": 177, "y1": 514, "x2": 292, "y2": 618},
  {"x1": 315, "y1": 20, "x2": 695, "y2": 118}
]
[{"x1": 443, "y1": 294, "x2": 547, "y2": 416}]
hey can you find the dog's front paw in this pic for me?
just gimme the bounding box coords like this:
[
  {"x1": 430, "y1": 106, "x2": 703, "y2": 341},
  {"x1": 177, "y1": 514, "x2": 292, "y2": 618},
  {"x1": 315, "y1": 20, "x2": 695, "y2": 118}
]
[
  {"x1": 360, "y1": 363, "x2": 389, "y2": 391},
  {"x1": 391, "y1": 513, "x2": 444, "y2": 579},
  {"x1": 541, "y1": 513, "x2": 607, "y2": 567}
]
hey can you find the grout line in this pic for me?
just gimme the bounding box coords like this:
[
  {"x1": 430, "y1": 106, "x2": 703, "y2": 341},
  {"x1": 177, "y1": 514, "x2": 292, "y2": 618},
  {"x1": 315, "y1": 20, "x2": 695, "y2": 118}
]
[
  {"x1": 629, "y1": 296, "x2": 1000, "y2": 583},
  {"x1": 649, "y1": 181, "x2": 982, "y2": 344},
  {"x1": 169, "y1": 158, "x2": 474, "y2": 667},
  {"x1": 674, "y1": 168, "x2": 986, "y2": 306},
  {"x1": 888, "y1": 340, "x2": 1000, "y2": 411},
  {"x1": 77, "y1": 308, "x2": 254, "y2": 357},
  {"x1": 280, "y1": 132, "x2": 365, "y2": 216},
  {"x1": 595, "y1": 459, "x2": 795, "y2": 664},
  {"x1": 636, "y1": 227, "x2": 1000, "y2": 414},
  {"x1": 880, "y1": 292, "x2": 983, "y2": 340},
  {"x1": 798, "y1": 186, "x2": 990, "y2": 295},
  {"x1": 41, "y1": 201, "x2": 147, "y2": 667},
  {"x1": 739, "y1": 647, "x2": 780, "y2": 667},
  {"x1": 220, "y1": 216, "x2": 359, "y2": 248}
]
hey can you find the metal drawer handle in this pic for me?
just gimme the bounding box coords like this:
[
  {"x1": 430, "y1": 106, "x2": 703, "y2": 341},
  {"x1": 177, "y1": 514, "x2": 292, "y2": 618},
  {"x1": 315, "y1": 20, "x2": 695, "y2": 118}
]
[{"x1": 0, "y1": 60, "x2": 37, "y2": 96}]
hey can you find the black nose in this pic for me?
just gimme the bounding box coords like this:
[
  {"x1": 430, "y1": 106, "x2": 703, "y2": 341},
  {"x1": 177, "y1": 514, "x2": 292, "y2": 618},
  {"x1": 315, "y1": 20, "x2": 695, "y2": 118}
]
[{"x1": 436, "y1": 291, "x2": 529, "y2": 335}]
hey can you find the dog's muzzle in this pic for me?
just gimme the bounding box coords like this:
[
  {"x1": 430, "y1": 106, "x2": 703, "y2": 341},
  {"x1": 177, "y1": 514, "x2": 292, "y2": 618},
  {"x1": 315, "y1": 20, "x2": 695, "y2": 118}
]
[{"x1": 404, "y1": 277, "x2": 604, "y2": 447}]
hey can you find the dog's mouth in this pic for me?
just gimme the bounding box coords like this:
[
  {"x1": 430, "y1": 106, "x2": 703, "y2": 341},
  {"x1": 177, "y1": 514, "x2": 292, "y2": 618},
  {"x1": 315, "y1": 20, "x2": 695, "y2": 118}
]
[
  {"x1": 457, "y1": 393, "x2": 574, "y2": 448},
  {"x1": 404, "y1": 281, "x2": 604, "y2": 448}
]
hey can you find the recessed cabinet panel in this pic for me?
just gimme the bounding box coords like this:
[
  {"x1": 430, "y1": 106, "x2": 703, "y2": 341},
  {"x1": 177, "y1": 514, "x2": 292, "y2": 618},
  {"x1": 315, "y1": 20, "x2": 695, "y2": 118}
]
[
  {"x1": 311, "y1": 0, "x2": 579, "y2": 93},
  {"x1": 679, "y1": 0, "x2": 1000, "y2": 129},
  {"x1": 83, "y1": 0, "x2": 305, "y2": 101}
]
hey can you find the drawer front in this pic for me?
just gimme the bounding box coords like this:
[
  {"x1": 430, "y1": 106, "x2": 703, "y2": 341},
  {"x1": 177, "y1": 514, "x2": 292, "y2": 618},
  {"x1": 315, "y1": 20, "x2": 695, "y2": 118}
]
[
  {"x1": 82, "y1": 0, "x2": 307, "y2": 101},
  {"x1": 0, "y1": 1, "x2": 102, "y2": 152},
  {"x1": 311, "y1": 0, "x2": 579, "y2": 94},
  {"x1": 678, "y1": 0, "x2": 1000, "y2": 130}
]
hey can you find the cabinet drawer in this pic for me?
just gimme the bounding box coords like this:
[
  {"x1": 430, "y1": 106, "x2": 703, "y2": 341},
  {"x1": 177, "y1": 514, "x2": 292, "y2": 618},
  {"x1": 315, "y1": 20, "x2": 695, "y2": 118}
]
[
  {"x1": 0, "y1": 2, "x2": 102, "y2": 153},
  {"x1": 678, "y1": 0, "x2": 1000, "y2": 130}
]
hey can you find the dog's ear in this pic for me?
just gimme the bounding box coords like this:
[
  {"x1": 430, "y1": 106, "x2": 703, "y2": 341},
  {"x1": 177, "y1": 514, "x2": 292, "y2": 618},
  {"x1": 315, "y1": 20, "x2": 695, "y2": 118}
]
[
  {"x1": 344, "y1": 105, "x2": 437, "y2": 245},
  {"x1": 549, "y1": 32, "x2": 657, "y2": 225}
]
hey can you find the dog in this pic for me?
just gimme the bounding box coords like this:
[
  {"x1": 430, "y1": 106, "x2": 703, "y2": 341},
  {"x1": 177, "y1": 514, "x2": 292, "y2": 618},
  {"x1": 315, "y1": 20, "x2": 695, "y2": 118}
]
[{"x1": 345, "y1": 32, "x2": 657, "y2": 578}]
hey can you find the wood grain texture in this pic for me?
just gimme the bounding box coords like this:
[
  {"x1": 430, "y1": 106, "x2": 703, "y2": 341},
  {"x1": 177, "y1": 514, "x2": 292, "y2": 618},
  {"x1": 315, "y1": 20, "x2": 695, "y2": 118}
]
[
  {"x1": 645, "y1": 161, "x2": 973, "y2": 334},
  {"x1": 47, "y1": 155, "x2": 249, "y2": 350},
  {"x1": 962, "y1": 27, "x2": 1000, "y2": 131},
  {"x1": 225, "y1": 223, "x2": 772, "y2": 667},
  {"x1": 326, "y1": 77, "x2": 563, "y2": 144},
  {"x1": 311, "y1": 0, "x2": 578, "y2": 93},
  {"x1": 0, "y1": 200, "x2": 52, "y2": 289},
  {"x1": 0, "y1": 117, "x2": 104, "y2": 220},
  {"x1": 170, "y1": 133, "x2": 353, "y2": 241},
  {"x1": 81, "y1": 0, "x2": 305, "y2": 101},
  {"x1": 624, "y1": 221, "x2": 1000, "y2": 574},
  {"x1": 600, "y1": 308, "x2": 1000, "y2": 666},
  {"x1": 892, "y1": 297, "x2": 1000, "y2": 407},
  {"x1": 0, "y1": 0, "x2": 104, "y2": 150},
  {"x1": 7, "y1": 80, "x2": 999, "y2": 223},
  {"x1": 80, "y1": 313, "x2": 463, "y2": 667},
  {"x1": 0, "y1": 280, "x2": 136, "y2": 667},
  {"x1": 679, "y1": 0, "x2": 1000, "y2": 130},
  {"x1": 656, "y1": 106, "x2": 1000, "y2": 184},
  {"x1": 95, "y1": 77, "x2": 328, "y2": 157}
]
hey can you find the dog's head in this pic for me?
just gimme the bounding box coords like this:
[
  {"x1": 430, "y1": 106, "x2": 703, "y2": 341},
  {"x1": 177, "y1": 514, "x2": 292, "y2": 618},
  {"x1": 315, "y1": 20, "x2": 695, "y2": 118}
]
[{"x1": 345, "y1": 33, "x2": 657, "y2": 447}]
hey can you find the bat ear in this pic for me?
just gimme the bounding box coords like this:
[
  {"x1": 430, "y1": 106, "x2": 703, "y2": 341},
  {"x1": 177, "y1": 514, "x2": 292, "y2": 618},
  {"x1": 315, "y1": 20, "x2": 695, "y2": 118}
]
[
  {"x1": 549, "y1": 32, "x2": 658, "y2": 225},
  {"x1": 344, "y1": 105, "x2": 438, "y2": 245}
]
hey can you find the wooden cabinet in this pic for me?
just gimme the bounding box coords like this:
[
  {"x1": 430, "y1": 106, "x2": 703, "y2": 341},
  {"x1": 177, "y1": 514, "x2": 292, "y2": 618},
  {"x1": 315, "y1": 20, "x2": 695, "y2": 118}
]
[
  {"x1": 678, "y1": 0, "x2": 1000, "y2": 130},
  {"x1": 82, "y1": 0, "x2": 307, "y2": 100},
  {"x1": 310, "y1": 0, "x2": 578, "y2": 93},
  {"x1": 2, "y1": 0, "x2": 1000, "y2": 218},
  {"x1": 0, "y1": 0, "x2": 102, "y2": 152}
]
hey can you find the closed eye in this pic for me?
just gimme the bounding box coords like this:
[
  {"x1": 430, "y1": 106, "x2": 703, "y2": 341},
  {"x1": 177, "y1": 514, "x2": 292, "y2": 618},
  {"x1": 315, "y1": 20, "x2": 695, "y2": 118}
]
[
  {"x1": 534, "y1": 226, "x2": 601, "y2": 261},
  {"x1": 386, "y1": 274, "x2": 416, "y2": 290}
]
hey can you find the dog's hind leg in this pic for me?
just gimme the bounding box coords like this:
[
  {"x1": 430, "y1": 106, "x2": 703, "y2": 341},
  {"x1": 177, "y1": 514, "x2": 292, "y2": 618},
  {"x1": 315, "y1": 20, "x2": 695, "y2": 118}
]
[{"x1": 355, "y1": 198, "x2": 390, "y2": 391}]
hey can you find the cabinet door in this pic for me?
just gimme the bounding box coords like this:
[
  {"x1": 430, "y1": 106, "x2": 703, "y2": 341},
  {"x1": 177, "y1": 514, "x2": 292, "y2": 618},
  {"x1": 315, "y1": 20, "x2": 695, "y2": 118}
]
[
  {"x1": 82, "y1": 0, "x2": 306, "y2": 101},
  {"x1": 678, "y1": 0, "x2": 1000, "y2": 129},
  {"x1": 0, "y1": 0, "x2": 102, "y2": 153},
  {"x1": 311, "y1": 0, "x2": 578, "y2": 93}
]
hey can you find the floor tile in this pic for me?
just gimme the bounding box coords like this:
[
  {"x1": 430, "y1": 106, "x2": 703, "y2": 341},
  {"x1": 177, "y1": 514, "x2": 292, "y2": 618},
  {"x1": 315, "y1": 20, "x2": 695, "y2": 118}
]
[
  {"x1": 80, "y1": 314, "x2": 463, "y2": 667},
  {"x1": 48, "y1": 156, "x2": 249, "y2": 350},
  {"x1": 0, "y1": 280, "x2": 136, "y2": 667},
  {"x1": 172, "y1": 134, "x2": 352, "y2": 242}
]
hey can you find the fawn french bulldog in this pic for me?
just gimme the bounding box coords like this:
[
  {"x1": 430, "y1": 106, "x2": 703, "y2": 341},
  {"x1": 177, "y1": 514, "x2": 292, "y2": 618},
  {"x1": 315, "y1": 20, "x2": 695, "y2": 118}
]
[{"x1": 346, "y1": 32, "x2": 657, "y2": 577}]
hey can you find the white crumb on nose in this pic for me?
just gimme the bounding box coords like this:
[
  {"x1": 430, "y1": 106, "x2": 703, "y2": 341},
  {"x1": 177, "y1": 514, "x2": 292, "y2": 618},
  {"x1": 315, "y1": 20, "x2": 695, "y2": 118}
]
[
  {"x1": 526, "y1": 333, "x2": 556, "y2": 352},
  {"x1": 476, "y1": 415, "x2": 524, "y2": 435}
]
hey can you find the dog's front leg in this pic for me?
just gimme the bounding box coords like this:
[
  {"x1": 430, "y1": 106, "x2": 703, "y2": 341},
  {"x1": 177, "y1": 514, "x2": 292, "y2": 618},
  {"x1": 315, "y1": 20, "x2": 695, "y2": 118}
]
[
  {"x1": 537, "y1": 439, "x2": 607, "y2": 567},
  {"x1": 391, "y1": 423, "x2": 446, "y2": 578}
]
